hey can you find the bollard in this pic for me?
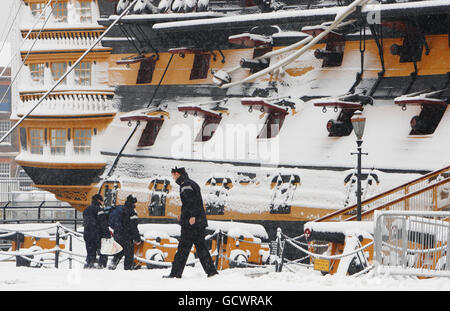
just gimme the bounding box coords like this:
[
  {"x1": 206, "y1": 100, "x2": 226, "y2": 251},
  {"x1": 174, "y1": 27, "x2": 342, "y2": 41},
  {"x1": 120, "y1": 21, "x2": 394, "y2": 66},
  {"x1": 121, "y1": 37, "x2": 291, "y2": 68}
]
[
  {"x1": 14, "y1": 231, "x2": 20, "y2": 266},
  {"x1": 15, "y1": 232, "x2": 29, "y2": 267},
  {"x1": 279, "y1": 238, "x2": 286, "y2": 272},
  {"x1": 69, "y1": 233, "x2": 73, "y2": 269},
  {"x1": 214, "y1": 230, "x2": 222, "y2": 270},
  {"x1": 74, "y1": 210, "x2": 78, "y2": 232},
  {"x1": 55, "y1": 225, "x2": 60, "y2": 269},
  {"x1": 3, "y1": 201, "x2": 10, "y2": 221},
  {"x1": 275, "y1": 228, "x2": 284, "y2": 272}
]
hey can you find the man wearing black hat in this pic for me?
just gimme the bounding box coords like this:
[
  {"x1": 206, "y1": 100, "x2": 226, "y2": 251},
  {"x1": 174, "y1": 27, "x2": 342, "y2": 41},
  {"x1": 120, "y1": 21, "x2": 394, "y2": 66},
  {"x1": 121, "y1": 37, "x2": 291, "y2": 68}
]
[
  {"x1": 109, "y1": 194, "x2": 142, "y2": 270},
  {"x1": 164, "y1": 167, "x2": 218, "y2": 278},
  {"x1": 83, "y1": 194, "x2": 110, "y2": 268}
]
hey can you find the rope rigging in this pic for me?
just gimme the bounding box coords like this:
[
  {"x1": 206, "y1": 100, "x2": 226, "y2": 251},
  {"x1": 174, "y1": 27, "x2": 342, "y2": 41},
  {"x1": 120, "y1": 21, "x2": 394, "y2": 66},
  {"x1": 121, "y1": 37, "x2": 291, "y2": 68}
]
[
  {"x1": 0, "y1": 0, "x2": 59, "y2": 114},
  {"x1": 104, "y1": 53, "x2": 174, "y2": 180},
  {"x1": 0, "y1": 0, "x2": 24, "y2": 59},
  {"x1": 214, "y1": 0, "x2": 370, "y2": 89},
  {"x1": 0, "y1": 0, "x2": 140, "y2": 145},
  {"x1": 0, "y1": 1, "x2": 16, "y2": 46},
  {"x1": 0, "y1": 0, "x2": 53, "y2": 80}
]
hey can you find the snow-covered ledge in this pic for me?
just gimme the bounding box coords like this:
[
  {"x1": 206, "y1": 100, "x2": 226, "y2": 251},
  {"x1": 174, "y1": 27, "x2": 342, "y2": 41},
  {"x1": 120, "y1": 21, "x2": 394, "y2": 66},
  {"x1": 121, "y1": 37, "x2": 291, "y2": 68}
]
[{"x1": 304, "y1": 221, "x2": 374, "y2": 242}]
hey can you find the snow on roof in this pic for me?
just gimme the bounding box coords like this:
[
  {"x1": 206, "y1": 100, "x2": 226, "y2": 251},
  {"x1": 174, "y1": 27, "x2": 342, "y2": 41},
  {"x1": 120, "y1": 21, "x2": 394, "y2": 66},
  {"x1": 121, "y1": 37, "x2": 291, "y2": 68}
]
[
  {"x1": 152, "y1": 0, "x2": 450, "y2": 32},
  {"x1": 152, "y1": 7, "x2": 339, "y2": 32},
  {"x1": 106, "y1": 11, "x2": 224, "y2": 24}
]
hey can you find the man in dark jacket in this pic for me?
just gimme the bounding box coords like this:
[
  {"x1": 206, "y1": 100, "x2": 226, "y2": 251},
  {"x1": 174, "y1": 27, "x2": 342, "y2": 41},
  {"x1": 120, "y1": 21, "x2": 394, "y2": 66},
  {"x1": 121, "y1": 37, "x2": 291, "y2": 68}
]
[
  {"x1": 109, "y1": 195, "x2": 142, "y2": 270},
  {"x1": 164, "y1": 167, "x2": 218, "y2": 278},
  {"x1": 83, "y1": 194, "x2": 110, "y2": 269}
]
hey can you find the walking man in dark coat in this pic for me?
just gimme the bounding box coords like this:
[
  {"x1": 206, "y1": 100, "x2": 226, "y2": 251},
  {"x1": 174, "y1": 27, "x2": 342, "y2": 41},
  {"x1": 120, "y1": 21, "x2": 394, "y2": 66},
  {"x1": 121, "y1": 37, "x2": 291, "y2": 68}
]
[
  {"x1": 83, "y1": 194, "x2": 110, "y2": 269},
  {"x1": 109, "y1": 195, "x2": 142, "y2": 270},
  {"x1": 164, "y1": 167, "x2": 218, "y2": 278}
]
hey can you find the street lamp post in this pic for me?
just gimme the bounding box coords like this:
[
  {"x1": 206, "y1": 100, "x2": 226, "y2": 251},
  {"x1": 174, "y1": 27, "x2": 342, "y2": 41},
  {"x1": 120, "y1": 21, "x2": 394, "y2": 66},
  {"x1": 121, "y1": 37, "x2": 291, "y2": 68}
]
[{"x1": 351, "y1": 112, "x2": 367, "y2": 221}]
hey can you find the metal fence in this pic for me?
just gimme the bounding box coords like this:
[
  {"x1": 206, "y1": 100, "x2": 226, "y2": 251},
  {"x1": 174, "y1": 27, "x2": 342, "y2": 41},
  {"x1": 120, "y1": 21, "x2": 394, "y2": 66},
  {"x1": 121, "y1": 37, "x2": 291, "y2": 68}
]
[
  {"x1": 0, "y1": 177, "x2": 76, "y2": 222},
  {"x1": 0, "y1": 204, "x2": 79, "y2": 223},
  {"x1": 374, "y1": 211, "x2": 450, "y2": 277},
  {"x1": 0, "y1": 178, "x2": 36, "y2": 202}
]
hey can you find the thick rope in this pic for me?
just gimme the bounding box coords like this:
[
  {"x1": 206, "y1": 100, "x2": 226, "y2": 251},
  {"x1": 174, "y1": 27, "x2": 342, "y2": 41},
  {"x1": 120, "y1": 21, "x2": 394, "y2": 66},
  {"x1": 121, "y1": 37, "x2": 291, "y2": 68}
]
[
  {"x1": 0, "y1": 247, "x2": 58, "y2": 257},
  {"x1": 0, "y1": 224, "x2": 59, "y2": 232},
  {"x1": 59, "y1": 225, "x2": 84, "y2": 237},
  {"x1": 283, "y1": 234, "x2": 373, "y2": 260},
  {"x1": 282, "y1": 233, "x2": 328, "y2": 248},
  {"x1": 350, "y1": 264, "x2": 374, "y2": 277},
  {"x1": 0, "y1": 0, "x2": 139, "y2": 144}
]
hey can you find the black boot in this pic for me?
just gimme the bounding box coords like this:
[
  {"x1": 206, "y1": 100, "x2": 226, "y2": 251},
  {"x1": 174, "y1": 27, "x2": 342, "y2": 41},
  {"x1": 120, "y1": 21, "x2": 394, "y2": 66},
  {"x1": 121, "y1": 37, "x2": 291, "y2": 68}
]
[{"x1": 207, "y1": 271, "x2": 219, "y2": 278}]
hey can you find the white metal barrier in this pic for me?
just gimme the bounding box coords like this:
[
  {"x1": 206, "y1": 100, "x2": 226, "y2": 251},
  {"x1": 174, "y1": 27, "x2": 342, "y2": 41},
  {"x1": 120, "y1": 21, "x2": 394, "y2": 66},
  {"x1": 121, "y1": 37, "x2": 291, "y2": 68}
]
[{"x1": 374, "y1": 211, "x2": 450, "y2": 277}]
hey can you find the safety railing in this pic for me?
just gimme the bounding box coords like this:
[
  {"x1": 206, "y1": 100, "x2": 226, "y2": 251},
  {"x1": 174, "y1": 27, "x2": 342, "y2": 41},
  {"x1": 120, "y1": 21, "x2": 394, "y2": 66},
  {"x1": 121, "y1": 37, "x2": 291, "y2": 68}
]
[
  {"x1": 0, "y1": 224, "x2": 276, "y2": 271},
  {"x1": 314, "y1": 166, "x2": 450, "y2": 222},
  {"x1": 374, "y1": 211, "x2": 450, "y2": 277},
  {"x1": 353, "y1": 177, "x2": 450, "y2": 221},
  {"x1": 0, "y1": 223, "x2": 86, "y2": 269},
  {"x1": 269, "y1": 228, "x2": 374, "y2": 276},
  {"x1": 137, "y1": 229, "x2": 275, "y2": 270},
  {"x1": 0, "y1": 203, "x2": 80, "y2": 230}
]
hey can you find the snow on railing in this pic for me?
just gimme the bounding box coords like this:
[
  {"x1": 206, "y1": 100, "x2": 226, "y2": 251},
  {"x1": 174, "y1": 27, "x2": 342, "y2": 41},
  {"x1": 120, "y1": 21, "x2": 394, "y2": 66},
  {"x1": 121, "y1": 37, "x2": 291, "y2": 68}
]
[
  {"x1": 272, "y1": 227, "x2": 374, "y2": 276},
  {"x1": 0, "y1": 222, "x2": 272, "y2": 270},
  {"x1": 315, "y1": 166, "x2": 450, "y2": 222},
  {"x1": 374, "y1": 211, "x2": 450, "y2": 278},
  {"x1": 21, "y1": 36, "x2": 100, "y2": 50},
  {"x1": 17, "y1": 95, "x2": 114, "y2": 115},
  {"x1": 357, "y1": 177, "x2": 450, "y2": 221},
  {"x1": 0, "y1": 222, "x2": 84, "y2": 268}
]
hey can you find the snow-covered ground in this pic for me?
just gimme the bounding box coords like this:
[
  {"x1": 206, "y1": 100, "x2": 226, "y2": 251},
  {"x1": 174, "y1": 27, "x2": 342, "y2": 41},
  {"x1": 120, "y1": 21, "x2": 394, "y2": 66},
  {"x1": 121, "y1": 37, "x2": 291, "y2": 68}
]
[{"x1": 0, "y1": 261, "x2": 449, "y2": 291}]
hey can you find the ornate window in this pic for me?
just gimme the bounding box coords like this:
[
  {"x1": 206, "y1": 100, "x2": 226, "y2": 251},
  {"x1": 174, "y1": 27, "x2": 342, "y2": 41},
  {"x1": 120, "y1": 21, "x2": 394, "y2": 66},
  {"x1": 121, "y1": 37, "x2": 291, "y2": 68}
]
[
  {"x1": 30, "y1": 3, "x2": 46, "y2": 20},
  {"x1": 50, "y1": 129, "x2": 67, "y2": 155},
  {"x1": 79, "y1": 1, "x2": 92, "y2": 23},
  {"x1": 73, "y1": 128, "x2": 92, "y2": 154},
  {"x1": 30, "y1": 63, "x2": 45, "y2": 86},
  {"x1": 51, "y1": 62, "x2": 67, "y2": 85},
  {"x1": 29, "y1": 128, "x2": 44, "y2": 155},
  {"x1": 53, "y1": 1, "x2": 68, "y2": 23},
  {"x1": 75, "y1": 62, "x2": 92, "y2": 86}
]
